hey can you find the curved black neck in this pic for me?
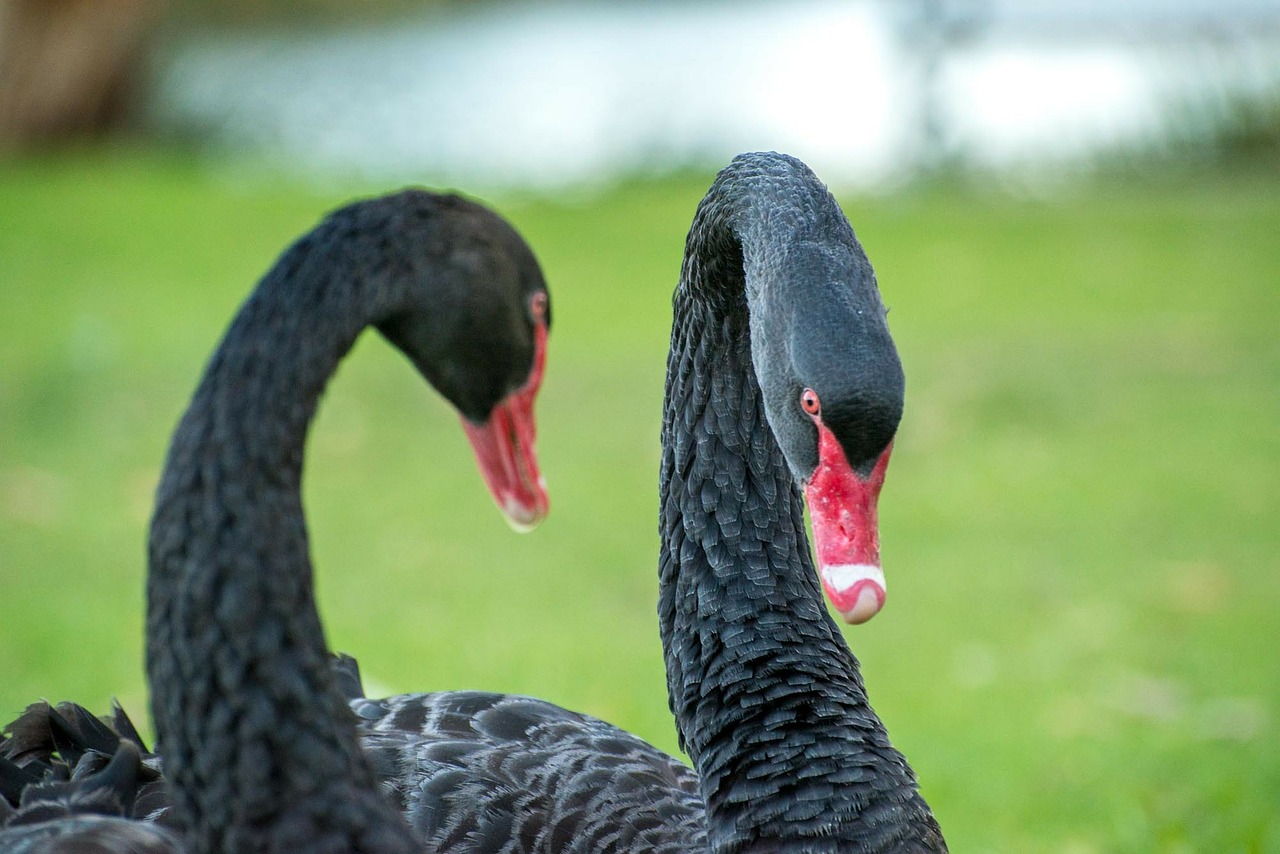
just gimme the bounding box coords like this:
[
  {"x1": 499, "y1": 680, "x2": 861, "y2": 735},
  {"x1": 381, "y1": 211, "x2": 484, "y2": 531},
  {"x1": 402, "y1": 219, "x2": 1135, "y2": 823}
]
[
  {"x1": 658, "y1": 154, "x2": 943, "y2": 852},
  {"x1": 145, "y1": 219, "x2": 416, "y2": 853}
]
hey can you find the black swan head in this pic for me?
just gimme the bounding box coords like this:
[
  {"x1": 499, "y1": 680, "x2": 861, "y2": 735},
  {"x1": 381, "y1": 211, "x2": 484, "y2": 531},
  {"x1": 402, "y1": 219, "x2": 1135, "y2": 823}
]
[
  {"x1": 373, "y1": 193, "x2": 552, "y2": 529},
  {"x1": 750, "y1": 206, "x2": 903, "y2": 624},
  {"x1": 682, "y1": 152, "x2": 904, "y2": 624}
]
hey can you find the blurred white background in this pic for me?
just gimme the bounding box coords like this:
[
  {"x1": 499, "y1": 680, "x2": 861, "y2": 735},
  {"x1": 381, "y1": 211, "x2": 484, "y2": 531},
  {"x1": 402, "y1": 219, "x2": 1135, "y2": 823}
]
[{"x1": 150, "y1": 0, "x2": 1280, "y2": 191}]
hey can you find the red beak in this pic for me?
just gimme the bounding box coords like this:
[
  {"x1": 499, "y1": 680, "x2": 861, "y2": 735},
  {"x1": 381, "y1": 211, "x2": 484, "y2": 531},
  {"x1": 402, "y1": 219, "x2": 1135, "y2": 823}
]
[
  {"x1": 460, "y1": 320, "x2": 549, "y2": 531},
  {"x1": 804, "y1": 427, "x2": 892, "y2": 624}
]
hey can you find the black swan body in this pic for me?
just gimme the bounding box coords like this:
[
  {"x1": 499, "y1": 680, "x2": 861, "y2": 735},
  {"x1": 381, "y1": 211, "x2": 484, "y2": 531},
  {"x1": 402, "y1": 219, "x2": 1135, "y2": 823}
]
[
  {"x1": 1, "y1": 153, "x2": 946, "y2": 853},
  {"x1": 0, "y1": 188, "x2": 552, "y2": 852}
]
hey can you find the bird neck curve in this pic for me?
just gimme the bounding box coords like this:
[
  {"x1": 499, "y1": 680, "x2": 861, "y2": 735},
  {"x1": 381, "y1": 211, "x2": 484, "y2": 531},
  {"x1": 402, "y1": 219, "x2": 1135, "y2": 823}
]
[{"x1": 145, "y1": 215, "x2": 417, "y2": 853}]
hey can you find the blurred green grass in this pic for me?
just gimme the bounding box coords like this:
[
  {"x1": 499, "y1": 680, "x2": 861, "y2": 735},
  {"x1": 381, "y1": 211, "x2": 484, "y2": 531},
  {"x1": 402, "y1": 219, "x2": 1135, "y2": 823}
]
[{"x1": 1, "y1": 149, "x2": 1277, "y2": 852}]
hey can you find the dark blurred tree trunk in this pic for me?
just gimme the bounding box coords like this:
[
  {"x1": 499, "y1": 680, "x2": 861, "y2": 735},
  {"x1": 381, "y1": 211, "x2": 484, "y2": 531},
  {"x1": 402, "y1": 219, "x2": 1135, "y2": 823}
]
[{"x1": 0, "y1": 0, "x2": 165, "y2": 150}]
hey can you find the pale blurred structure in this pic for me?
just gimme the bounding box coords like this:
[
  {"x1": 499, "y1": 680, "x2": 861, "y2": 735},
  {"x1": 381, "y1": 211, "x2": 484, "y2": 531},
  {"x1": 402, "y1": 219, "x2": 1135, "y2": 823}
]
[{"x1": 7, "y1": 0, "x2": 1280, "y2": 187}]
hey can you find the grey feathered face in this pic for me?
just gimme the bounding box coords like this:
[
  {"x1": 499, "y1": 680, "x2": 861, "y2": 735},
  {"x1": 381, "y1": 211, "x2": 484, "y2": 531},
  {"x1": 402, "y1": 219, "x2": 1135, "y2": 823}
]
[{"x1": 749, "y1": 242, "x2": 902, "y2": 482}]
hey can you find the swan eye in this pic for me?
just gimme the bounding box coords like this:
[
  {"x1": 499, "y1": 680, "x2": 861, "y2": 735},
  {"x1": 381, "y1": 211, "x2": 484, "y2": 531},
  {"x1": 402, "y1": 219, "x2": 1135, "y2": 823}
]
[
  {"x1": 800, "y1": 388, "x2": 821, "y2": 417},
  {"x1": 529, "y1": 291, "x2": 548, "y2": 323}
]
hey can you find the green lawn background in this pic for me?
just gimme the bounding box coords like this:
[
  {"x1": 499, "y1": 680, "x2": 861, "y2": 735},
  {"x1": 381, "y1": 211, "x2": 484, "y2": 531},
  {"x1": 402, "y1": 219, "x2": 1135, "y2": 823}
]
[{"x1": 1, "y1": 150, "x2": 1276, "y2": 851}]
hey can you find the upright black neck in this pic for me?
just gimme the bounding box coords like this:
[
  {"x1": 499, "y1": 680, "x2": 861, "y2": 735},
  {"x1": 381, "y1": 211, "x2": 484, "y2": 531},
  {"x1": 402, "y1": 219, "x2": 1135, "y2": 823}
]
[
  {"x1": 145, "y1": 220, "x2": 416, "y2": 853},
  {"x1": 657, "y1": 154, "x2": 943, "y2": 852}
]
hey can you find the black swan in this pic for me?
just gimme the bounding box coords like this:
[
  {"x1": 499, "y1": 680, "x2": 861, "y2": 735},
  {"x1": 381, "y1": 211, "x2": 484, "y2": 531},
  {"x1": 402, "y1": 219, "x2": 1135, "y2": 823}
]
[
  {"x1": 2, "y1": 152, "x2": 946, "y2": 852},
  {"x1": 0, "y1": 188, "x2": 552, "y2": 852}
]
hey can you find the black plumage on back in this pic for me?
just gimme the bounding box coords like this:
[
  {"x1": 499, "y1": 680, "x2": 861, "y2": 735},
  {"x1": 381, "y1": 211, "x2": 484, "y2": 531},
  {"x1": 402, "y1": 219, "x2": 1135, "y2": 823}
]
[
  {"x1": 354, "y1": 690, "x2": 705, "y2": 852},
  {"x1": 0, "y1": 732, "x2": 181, "y2": 853}
]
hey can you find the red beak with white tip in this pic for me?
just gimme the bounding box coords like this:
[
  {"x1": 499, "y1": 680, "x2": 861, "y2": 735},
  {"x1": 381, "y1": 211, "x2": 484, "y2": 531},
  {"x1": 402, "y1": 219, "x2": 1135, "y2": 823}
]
[
  {"x1": 460, "y1": 316, "x2": 549, "y2": 532},
  {"x1": 804, "y1": 425, "x2": 892, "y2": 624}
]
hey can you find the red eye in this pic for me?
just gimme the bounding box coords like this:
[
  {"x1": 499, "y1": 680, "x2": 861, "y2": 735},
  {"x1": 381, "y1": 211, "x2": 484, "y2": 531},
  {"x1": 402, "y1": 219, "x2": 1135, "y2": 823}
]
[
  {"x1": 530, "y1": 291, "x2": 548, "y2": 322},
  {"x1": 800, "y1": 388, "x2": 821, "y2": 416}
]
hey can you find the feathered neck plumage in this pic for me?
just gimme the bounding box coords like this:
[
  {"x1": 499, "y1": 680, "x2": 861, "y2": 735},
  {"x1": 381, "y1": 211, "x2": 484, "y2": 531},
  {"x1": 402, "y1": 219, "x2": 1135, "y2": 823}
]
[{"x1": 145, "y1": 212, "x2": 416, "y2": 854}]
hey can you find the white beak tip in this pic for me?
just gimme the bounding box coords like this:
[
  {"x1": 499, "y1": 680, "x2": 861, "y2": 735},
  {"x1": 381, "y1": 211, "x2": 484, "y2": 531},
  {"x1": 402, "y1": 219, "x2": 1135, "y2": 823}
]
[{"x1": 820, "y1": 563, "x2": 887, "y2": 625}]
